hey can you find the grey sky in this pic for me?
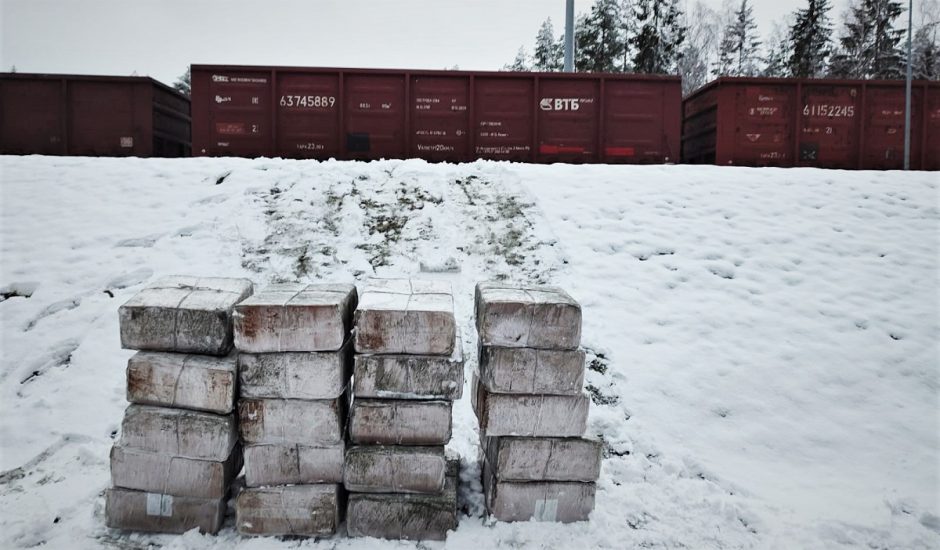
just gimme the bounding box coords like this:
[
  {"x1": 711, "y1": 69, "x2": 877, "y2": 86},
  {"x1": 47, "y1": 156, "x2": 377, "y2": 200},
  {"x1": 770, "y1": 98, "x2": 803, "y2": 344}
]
[{"x1": 2, "y1": 0, "x2": 846, "y2": 86}]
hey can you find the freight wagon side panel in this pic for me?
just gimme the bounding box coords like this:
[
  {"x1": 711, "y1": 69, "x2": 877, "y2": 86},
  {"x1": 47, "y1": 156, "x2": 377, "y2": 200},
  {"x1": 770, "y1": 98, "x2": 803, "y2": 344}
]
[
  {"x1": 863, "y1": 85, "x2": 923, "y2": 170},
  {"x1": 68, "y1": 81, "x2": 152, "y2": 156},
  {"x1": 151, "y1": 85, "x2": 191, "y2": 157},
  {"x1": 344, "y1": 74, "x2": 405, "y2": 160},
  {"x1": 474, "y1": 77, "x2": 534, "y2": 161},
  {"x1": 195, "y1": 70, "x2": 271, "y2": 157},
  {"x1": 537, "y1": 78, "x2": 598, "y2": 163},
  {"x1": 681, "y1": 85, "x2": 719, "y2": 164},
  {"x1": 276, "y1": 72, "x2": 340, "y2": 158},
  {"x1": 926, "y1": 85, "x2": 940, "y2": 171},
  {"x1": 410, "y1": 75, "x2": 470, "y2": 162},
  {"x1": 0, "y1": 79, "x2": 64, "y2": 155},
  {"x1": 729, "y1": 84, "x2": 794, "y2": 166},
  {"x1": 604, "y1": 80, "x2": 678, "y2": 163},
  {"x1": 797, "y1": 84, "x2": 861, "y2": 169}
]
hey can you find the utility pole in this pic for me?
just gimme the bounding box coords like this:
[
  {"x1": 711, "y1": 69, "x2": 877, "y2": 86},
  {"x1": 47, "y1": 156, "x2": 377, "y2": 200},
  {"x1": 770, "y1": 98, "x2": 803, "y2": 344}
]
[
  {"x1": 903, "y1": 0, "x2": 913, "y2": 170},
  {"x1": 564, "y1": 0, "x2": 575, "y2": 72}
]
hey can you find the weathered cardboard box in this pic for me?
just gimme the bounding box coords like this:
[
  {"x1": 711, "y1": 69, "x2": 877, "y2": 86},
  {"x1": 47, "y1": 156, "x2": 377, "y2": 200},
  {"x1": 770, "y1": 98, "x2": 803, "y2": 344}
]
[
  {"x1": 105, "y1": 487, "x2": 225, "y2": 534},
  {"x1": 349, "y1": 398, "x2": 452, "y2": 445},
  {"x1": 238, "y1": 341, "x2": 351, "y2": 400},
  {"x1": 479, "y1": 345, "x2": 584, "y2": 396},
  {"x1": 238, "y1": 397, "x2": 345, "y2": 445},
  {"x1": 353, "y1": 339, "x2": 463, "y2": 400},
  {"x1": 234, "y1": 283, "x2": 357, "y2": 353},
  {"x1": 346, "y1": 459, "x2": 458, "y2": 540},
  {"x1": 344, "y1": 445, "x2": 446, "y2": 494},
  {"x1": 474, "y1": 282, "x2": 581, "y2": 350},
  {"x1": 483, "y1": 436, "x2": 602, "y2": 482},
  {"x1": 110, "y1": 444, "x2": 241, "y2": 499},
  {"x1": 483, "y1": 462, "x2": 595, "y2": 523},
  {"x1": 243, "y1": 443, "x2": 345, "y2": 486},
  {"x1": 119, "y1": 276, "x2": 253, "y2": 355},
  {"x1": 236, "y1": 484, "x2": 343, "y2": 537},
  {"x1": 472, "y1": 374, "x2": 589, "y2": 437},
  {"x1": 354, "y1": 278, "x2": 456, "y2": 355},
  {"x1": 126, "y1": 351, "x2": 237, "y2": 414},
  {"x1": 119, "y1": 404, "x2": 237, "y2": 461}
]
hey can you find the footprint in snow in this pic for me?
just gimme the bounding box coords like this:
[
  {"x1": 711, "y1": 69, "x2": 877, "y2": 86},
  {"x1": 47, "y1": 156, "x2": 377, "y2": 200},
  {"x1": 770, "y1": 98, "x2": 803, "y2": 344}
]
[
  {"x1": 106, "y1": 267, "x2": 153, "y2": 290},
  {"x1": 24, "y1": 298, "x2": 82, "y2": 331},
  {"x1": 114, "y1": 234, "x2": 161, "y2": 248}
]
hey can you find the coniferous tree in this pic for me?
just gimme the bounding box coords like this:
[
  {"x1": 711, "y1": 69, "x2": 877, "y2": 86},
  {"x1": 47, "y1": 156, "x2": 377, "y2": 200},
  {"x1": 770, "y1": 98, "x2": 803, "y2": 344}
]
[
  {"x1": 788, "y1": 0, "x2": 834, "y2": 77},
  {"x1": 173, "y1": 68, "x2": 191, "y2": 96},
  {"x1": 620, "y1": 0, "x2": 637, "y2": 71},
  {"x1": 533, "y1": 18, "x2": 563, "y2": 71},
  {"x1": 829, "y1": 0, "x2": 905, "y2": 78},
  {"x1": 714, "y1": 0, "x2": 762, "y2": 76},
  {"x1": 911, "y1": 22, "x2": 939, "y2": 79},
  {"x1": 764, "y1": 21, "x2": 793, "y2": 76},
  {"x1": 631, "y1": 0, "x2": 687, "y2": 74},
  {"x1": 504, "y1": 46, "x2": 530, "y2": 71},
  {"x1": 576, "y1": 0, "x2": 626, "y2": 72}
]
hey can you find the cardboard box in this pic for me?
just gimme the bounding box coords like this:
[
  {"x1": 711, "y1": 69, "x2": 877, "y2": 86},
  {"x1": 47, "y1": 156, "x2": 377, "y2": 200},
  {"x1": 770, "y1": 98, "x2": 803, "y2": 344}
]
[
  {"x1": 353, "y1": 340, "x2": 463, "y2": 400},
  {"x1": 344, "y1": 445, "x2": 446, "y2": 494},
  {"x1": 478, "y1": 345, "x2": 584, "y2": 396},
  {"x1": 119, "y1": 404, "x2": 237, "y2": 461},
  {"x1": 483, "y1": 462, "x2": 595, "y2": 523},
  {"x1": 233, "y1": 283, "x2": 357, "y2": 353},
  {"x1": 354, "y1": 279, "x2": 456, "y2": 355},
  {"x1": 236, "y1": 484, "x2": 343, "y2": 537},
  {"x1": 238, "y1": 397, "x2": 345, "y2": 446},
  {"x1": 349, "y1": 398, "x2": 452, "y2": 445},
  {"x1": 110, "y1": 444, "x2": 240, "y2": 499},
  {"x1": 472, "y1": 375, "x2": 588, "y2": 437},
  {"x1": 119, "y1": 276, "x2": 253, "y2": 355},
  {"x1": 475, "y1": 282, "x2": 581, "y2": 350},
  {"x1": 346, "y1": 463, "x2": 458, "y2": 540},
  {"x1": 105, "y1": 487, "x2": 225, "y2": 534},
  {"x1": 483, "y1": 436, "x2": 601, "y2": 482},
  {"x1": 243, "y1": 443, "x2": 345, "y2": 486},
  {"x1": 126, "y1": 351, "x2": 237, "y2": 414},
  {"x1": 238, "y1": 342, "x2": 351, "y2": 400}
]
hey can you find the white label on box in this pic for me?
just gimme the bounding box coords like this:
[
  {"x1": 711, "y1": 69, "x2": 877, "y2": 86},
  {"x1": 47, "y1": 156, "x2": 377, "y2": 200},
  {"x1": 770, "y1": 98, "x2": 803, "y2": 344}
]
[
  {"x1": 146, "y1": 493, "x2": 173, "y2": 517},
  {"x1": 534, "y1": 498, "x2": 558, "y2": 522},
  {"x1": 120, "y1": 136, "x2": 134, "y2": 148}
]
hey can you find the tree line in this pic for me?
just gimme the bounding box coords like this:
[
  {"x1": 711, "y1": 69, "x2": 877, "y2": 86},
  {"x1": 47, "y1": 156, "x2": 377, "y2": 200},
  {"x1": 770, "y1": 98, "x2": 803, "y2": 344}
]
[{"x1": 505, "y1": 0, "x2": 939, "y2": 95}]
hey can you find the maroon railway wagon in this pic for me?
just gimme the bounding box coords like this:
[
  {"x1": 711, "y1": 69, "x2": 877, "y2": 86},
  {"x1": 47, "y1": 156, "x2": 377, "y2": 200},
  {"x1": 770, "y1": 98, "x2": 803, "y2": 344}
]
[
  {"x1": 191, "y1": 65, "x2": 681, "y2": 164},
  {"x1": 682, "y1": 77, "x2": 940, "y2": 170},
  {"x1": 0, "y1": 73, "x2": 191, "y2": 157}
]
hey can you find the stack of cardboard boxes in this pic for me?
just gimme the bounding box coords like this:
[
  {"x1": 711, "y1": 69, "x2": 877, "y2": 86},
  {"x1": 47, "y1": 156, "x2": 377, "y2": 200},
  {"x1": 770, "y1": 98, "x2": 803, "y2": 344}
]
[
  {"x1": 344, "y1": 279, "x2": 462, "y2": 540},
  {"x1": 473, "y1": 282, "x2": 602, "y2": 522},
  {"x1": 106, "y1": 276, "x2": 253, "y2": 534},
  {"x1": 231, "y1": 283, "x2": 358, "y2": 537}
]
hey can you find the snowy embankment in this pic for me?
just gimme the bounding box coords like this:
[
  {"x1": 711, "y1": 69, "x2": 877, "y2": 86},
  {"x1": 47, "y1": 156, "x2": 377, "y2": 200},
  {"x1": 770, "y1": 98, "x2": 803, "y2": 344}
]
[{"x1": 0, "y1": 156, "x2": 937, "y2": 549}]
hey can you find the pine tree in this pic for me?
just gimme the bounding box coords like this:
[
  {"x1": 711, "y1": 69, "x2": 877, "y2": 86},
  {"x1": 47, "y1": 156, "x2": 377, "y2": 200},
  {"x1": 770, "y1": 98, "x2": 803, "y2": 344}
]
[
  {"x1": 534, "y1": 18, "x2": 563, "y2": 71},
  {"x1": 173, "y1": 67, "x2": 191, "y2": 97},
  {"x1": 631, "y1": 0, "x2": 687, "y2": 74},
  {"x1": 911, "y1": 22, "x2": 939, "y2": 79},
  {"x1": 763, "y1": 21, "x2": 792, "y2": 76},
  {"x1": 788, "y1": 0, "x2": 834, "y2": 77},
  {"x1": 576, "y1": 0, "x2": 626, "y2": 72},
  {"x1": 504, "y1": 46, "x2": 530, "y2": 71},
  {"x1": 620, "y1": 0, "x2": 637, "y2": 72},
  {"x1": 829, "y1": 0, "x2": 904, "y2": 78},
  {"x1": 714, "y1": 0, "x2": 762, "y2": 76}
]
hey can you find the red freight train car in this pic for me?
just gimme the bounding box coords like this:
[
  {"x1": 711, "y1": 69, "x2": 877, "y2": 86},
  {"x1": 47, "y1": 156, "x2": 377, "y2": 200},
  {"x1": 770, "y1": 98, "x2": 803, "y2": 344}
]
[
  {"x1": 682, "y1": 77, "x2": 940, "y2": 170},
  {"x1": 0, "y1": 73, "x2": 191, "y2": 157},
  {"x1": 191, "y1": 65, "x2": 681, "y2": 164}
]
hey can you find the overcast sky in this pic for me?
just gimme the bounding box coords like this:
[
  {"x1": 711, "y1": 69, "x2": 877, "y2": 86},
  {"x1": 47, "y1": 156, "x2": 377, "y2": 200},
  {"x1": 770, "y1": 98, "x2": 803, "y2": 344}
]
[{"x1": 2, "y1": 0, "x2": 849, "y2": 85}]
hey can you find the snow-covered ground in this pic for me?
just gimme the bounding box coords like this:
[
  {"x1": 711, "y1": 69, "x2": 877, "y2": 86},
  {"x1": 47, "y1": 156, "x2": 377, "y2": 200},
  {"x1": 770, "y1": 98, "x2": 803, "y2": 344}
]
[{"x1": 0, "y1": 156, "x2": 937, "y2": 549}]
